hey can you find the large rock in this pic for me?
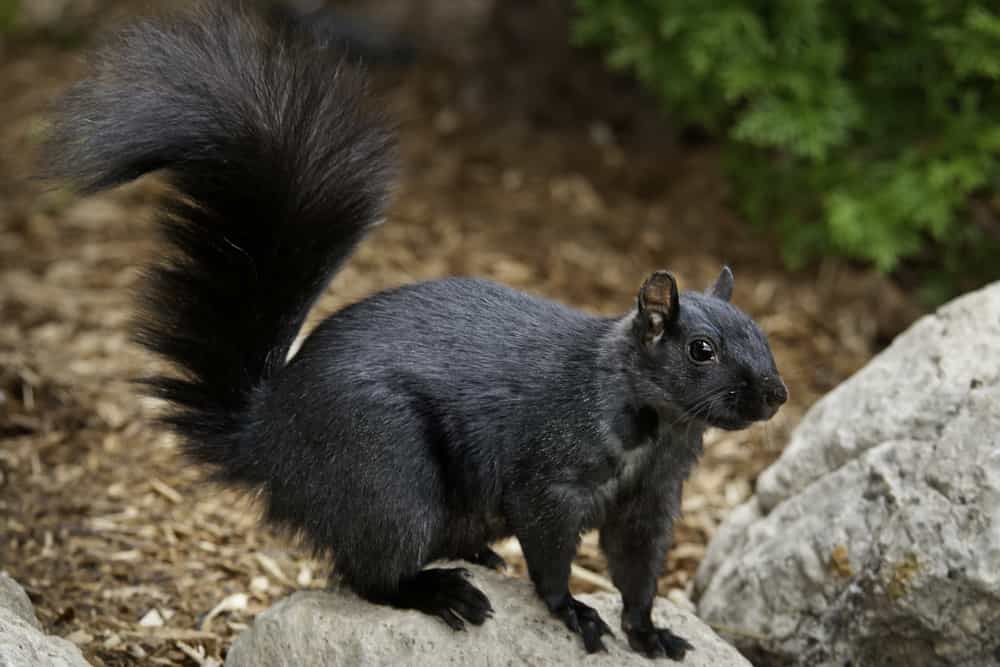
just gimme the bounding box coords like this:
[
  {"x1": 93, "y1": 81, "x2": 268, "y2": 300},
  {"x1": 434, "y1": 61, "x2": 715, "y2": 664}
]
[
  {"x1": 694, "y1": 283, "x2": 1000, "y2": 666},
  {"x1": 226, "y1": 565, "x2": 749, "y2": 666},
  {"x1": 0, "y1": 573, "x2": 91, "y2": 667}
]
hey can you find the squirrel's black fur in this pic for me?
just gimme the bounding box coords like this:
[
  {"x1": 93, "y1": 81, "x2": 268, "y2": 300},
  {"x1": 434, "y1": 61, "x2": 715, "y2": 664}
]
[{"x1": 46, "y1": 3, "x2": 787, "y2": 660}]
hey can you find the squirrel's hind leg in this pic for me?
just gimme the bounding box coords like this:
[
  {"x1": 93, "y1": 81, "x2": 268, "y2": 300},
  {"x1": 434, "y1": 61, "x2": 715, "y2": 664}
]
[{"x1": 362, "y1": 568, "x2": 494, "y2": 631}]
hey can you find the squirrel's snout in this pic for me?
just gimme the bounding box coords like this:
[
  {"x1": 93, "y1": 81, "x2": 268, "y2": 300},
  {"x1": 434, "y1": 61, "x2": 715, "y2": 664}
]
[{"x1": 762, "y1": 376, "x2": 788, "y2": 411}]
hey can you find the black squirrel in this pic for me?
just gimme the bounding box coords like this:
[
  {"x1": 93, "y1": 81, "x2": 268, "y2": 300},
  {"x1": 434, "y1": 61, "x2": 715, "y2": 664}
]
[{"x1": 45, "y1": 3, "x2": 787, "y2": 660}]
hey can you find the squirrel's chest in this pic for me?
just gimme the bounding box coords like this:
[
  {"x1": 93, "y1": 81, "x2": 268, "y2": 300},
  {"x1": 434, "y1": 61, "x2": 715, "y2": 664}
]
[
  {"x1": 594, "y1": 404, "x2": 661, "y2": 490},
  {"x1": 610, "y1": 446, "x2": 654, "y2": 488},
  {"x1": 587, "y1": 443, "x2": 658, "y2": 517}
]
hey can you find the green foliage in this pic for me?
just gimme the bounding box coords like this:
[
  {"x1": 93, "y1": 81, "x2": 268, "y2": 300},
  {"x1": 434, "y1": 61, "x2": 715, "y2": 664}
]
[
  {"x1": 0, "y1": 0, "x2": 20, "y2": 33},
  {"x1": 575, "y1": 0, "x2": 1000, "y2": 297}
]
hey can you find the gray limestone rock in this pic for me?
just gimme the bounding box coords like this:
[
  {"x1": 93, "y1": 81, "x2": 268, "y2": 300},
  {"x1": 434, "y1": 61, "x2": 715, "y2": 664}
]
[
  {"x1": 226, "y1": 565, "x2": 749, "y2": 667},
  {"x1": 0, "y1": 572, "x2": 91, "y2": 667},
  {"x1": 694, "y1": 282, "x2": 1000, "y2": 666}
]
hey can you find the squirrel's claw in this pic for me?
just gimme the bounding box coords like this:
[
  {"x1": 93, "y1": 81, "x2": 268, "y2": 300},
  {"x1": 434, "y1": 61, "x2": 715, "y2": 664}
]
[
  {"x1": 626, "y1": 626, "x2": 694, "y2": 660},
  {"x1": 554, "y1": 597, "x2": 613, "y2": 654}
]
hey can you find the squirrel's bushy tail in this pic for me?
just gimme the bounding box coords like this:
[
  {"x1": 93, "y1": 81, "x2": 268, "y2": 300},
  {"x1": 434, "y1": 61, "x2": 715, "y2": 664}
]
[{"x1": 45, "y1": 4, "x2": 395, "y2": 477}]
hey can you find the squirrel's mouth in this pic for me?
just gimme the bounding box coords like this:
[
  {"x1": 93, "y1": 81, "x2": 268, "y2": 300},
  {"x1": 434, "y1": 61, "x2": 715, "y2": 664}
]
[
  {"x1": 698, "y1": 388, "x2": 785, "y2": 431},
  {"x1": 681, "y1": 377, "x2": 786, "y2": 431},
  {"x1": 707, "y1": 415, "x2": 755, "y2": 431}
]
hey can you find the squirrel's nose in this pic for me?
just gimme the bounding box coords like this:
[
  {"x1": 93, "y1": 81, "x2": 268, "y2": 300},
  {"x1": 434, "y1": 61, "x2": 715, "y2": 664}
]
[{"x1": 763, "y1": 376, "x2": 788, "y2": 408}]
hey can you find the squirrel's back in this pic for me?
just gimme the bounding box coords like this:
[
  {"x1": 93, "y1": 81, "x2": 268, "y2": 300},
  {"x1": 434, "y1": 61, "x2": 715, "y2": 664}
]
[{"x1": 275, "y1": 276, "x2": 607, "y2": 407}]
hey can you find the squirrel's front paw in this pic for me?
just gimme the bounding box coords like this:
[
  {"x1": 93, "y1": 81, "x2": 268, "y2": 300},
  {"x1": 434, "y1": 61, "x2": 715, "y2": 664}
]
[
  {"x1": 626, "y1": 626, "x2": 693, "y2": 661},
  {"x1": 552, "y1": 596, "x2": 614, "y2": 653}
]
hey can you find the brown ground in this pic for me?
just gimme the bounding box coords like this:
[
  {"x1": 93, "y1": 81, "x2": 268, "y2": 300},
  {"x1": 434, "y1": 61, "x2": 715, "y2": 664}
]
[{"x1": 0, "y1": 3, "x2": 922, "y2": 665}]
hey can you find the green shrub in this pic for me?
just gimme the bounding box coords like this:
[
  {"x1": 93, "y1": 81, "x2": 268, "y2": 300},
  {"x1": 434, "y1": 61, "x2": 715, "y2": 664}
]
[
  {"x1": 575, "y1": 0, "x2": 1000, "y2": 299},
  {"x1": 0, "y1": 0, "x2": 20, "y2": 33}
]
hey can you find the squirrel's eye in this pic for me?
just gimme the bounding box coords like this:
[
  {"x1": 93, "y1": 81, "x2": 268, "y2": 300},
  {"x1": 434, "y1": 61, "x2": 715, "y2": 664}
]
[{"x1": 688, "y1": 339, "x2": 716, "y2": 363}]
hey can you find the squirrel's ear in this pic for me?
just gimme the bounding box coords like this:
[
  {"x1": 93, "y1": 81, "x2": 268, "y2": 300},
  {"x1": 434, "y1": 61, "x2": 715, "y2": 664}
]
[
  {"x1": 637, "y1": 271, "x2": 679, "y2": 344},
  {"x1": 707, "y1": 265, "x2": 734, "y2": 302}
]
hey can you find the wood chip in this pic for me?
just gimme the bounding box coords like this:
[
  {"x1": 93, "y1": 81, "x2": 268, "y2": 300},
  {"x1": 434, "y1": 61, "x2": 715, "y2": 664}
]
[
  {"x1": 569, "y1": 564, "x2": 615, "y2": 593},
  {"x1": 199, "y1": 593, "x2": 248, "y2": 631},
  {"x1": 149, "y1": 477, "x2": 183, "y2": 504},
  {"x1": 122, "y1": 628, "x2": 220, "y2": 642},
  {"x1": 66, "y1": 629, "x2": 93, "y2": 645},
  {"x1": 138, "y1": 609, "x2": 164, "y2": 627},
  {"x1": 176, "y1": 641, "x2": 222, "y2": 667},
  {"x1": 253, "y1": 553, "x2": 290, "y2": 585}
]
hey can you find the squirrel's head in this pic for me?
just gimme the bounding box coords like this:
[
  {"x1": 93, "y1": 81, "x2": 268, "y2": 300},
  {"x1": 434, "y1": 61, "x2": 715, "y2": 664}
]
[{"x1": 630, "y1": 267, "x2": 786, "y2": 431}]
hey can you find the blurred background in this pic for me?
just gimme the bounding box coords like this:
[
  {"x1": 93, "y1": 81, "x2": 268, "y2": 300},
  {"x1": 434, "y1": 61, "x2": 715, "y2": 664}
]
[{"x1": 0, "y1": 0, "x2": 995, "y2": 665}]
